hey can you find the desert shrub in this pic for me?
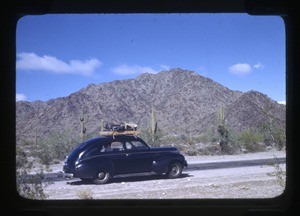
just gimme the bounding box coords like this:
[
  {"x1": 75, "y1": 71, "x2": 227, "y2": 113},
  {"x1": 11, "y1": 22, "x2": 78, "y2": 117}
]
[
  {"x1": 195, "y1": 142, "x2": 221, "y2": 155},
  {"x1": 197, "y1": 132, "x2": 218, "y2": 143},
  {"x1": 16, "y1": 146, "x2": 48, "y2": 199},
  {"x1": 267, "y1": 156, "x2": 286, "y2": 187},
  {"x1": 139, "y1": 127, "x2": 164, "y2": 147},
  {"x1": 176, "y1": 141, "x2": 220, "y2": 156},
  {"x1": 182, "y1": 132, "x2": 219, "y2": 144},
  {"x1": 271, "y1": 127, "x2": 286, "y2": 150},
  {"x1": 17, "y1": 168, "x2": 48, "y2": 200},
  {"x1": 237, "y1": 129, "x2": 264, "y2": 152},
  {"x1": 184, "y1": 147, "x2": 199, "y2": 156},
  {"x1": 33, "y1": 129, "x2": 80, "y2": 165},
  {"x1": 76, "y1": 188, "x2": 94, "y2": 199},
  {"x1": 259, "y1": 123, "x2": 286, "y2": 150},
  {"x1": 200, "y1": 125, "x2": 220, "y2": 143}
]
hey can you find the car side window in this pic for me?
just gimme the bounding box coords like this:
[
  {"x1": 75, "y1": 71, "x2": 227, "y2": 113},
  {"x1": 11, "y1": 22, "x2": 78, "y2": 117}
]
[
  {"x1": 125, "y1": 141, "x2": 135, "y2": 150},
  {"x1": 102, "y1": 143, "x2": 112, "y2": 152},
  {"x1": 110, "y1": 141, "x2": 124, "y2": 152},
  {"x1": 84, "y1": 146, "x2": 100, "y2": 158},
  {"x1": 126, "y1": 141, "x2": 148, "y2": 150}
]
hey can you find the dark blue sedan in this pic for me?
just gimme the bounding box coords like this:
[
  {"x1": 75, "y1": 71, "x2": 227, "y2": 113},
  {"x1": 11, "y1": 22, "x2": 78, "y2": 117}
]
[{"x1": 63, "y1": 135, "x2": 188, "y2": 184}]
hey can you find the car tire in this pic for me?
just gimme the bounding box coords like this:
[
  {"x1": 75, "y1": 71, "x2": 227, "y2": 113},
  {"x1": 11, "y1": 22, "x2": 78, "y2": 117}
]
[
  {"x1": 166, "y1": 162, "x2": 182, "y2": 179},
  {"x1": 93, "y1": 169, "x2": 111, "y2": 184}
]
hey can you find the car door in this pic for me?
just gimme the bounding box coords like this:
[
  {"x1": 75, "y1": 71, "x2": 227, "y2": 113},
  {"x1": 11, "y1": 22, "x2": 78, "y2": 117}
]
[
  {"x1": 124, "y1": 140, "x2": 153, "y2": 173},
  {"x1": 103, "y1": 141, "x2": 127, "y2": 175}
]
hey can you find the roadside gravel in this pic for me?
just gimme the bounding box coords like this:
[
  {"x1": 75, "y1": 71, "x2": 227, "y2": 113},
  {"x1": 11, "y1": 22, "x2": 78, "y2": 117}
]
[{"x1": 44, "y1": 165, "x2": 285, "y2": 199}]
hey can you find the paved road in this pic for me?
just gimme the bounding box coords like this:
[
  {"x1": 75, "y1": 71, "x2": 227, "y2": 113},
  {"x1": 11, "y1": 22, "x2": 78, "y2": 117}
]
[{"x1": 186, "y1": 156, "x2": 285, "y2": 171}]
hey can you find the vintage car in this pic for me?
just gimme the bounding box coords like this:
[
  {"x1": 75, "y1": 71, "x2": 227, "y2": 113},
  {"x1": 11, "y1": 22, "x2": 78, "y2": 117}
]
[{"x1": 63, "y1": 134, "x2": 188, "y2": 184}]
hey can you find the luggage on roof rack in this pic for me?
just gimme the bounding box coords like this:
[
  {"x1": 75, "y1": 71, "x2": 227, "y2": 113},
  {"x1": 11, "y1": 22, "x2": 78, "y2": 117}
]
[
  {"x1": 104, "y1": 122, "x2": 137, "y2": 131},
  {"x1": 99, "y1": 122, "x2": 139, "y2": 137}
]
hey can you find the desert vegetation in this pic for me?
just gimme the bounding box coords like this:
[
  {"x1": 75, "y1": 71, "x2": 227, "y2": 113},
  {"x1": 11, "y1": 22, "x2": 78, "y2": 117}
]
[
  {"x1": 16, "y1": 113, "x2": 285, "y2": 199},
  {"x1": 17, "y1": 101, "x2": 286, "y2": 165},
  {"x1": 267, "y1": 155, "x2": 286, "y2": 188},
  {"x1": 16, "y1": 145, "x2": 50, "y2": 199},
  {"x1": 17, "y1": 120, "x2": 285, "y2": 166}
]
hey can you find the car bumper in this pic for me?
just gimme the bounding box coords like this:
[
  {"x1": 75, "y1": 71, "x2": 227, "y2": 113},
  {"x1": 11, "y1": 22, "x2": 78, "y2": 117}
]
[
  {"x1": 183, "y1": 160, "x2": 188, "y2": 167},
  {"x1": 62, "y1": 172, "x2": 74, "y2": 178}
]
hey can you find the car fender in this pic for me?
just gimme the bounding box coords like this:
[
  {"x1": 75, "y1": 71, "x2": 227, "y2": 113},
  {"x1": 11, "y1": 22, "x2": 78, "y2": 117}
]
[
  {"x1": 75, "y1": 158, "x2": 115, "y2": 179},
  {"x1": 152, "y1": 154, "x2": 183, "y2": 174}
]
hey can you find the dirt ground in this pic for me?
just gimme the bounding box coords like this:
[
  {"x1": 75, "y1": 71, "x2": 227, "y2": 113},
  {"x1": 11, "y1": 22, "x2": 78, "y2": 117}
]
[{"x1": 42, "y1": 150, "x2": 286, "y2": 200}]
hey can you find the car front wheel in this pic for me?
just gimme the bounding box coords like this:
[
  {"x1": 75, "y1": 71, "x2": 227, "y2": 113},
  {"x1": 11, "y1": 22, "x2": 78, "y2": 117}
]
[
  {"x1": 167, "y1": 162, "x2": 182, "y2": 179},
  {"x1": 93, "y1": 169, "x2": 111, "y2": 184}
]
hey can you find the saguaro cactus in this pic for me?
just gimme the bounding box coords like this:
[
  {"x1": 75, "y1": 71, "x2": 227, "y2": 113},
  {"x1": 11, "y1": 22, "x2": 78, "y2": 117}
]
[
  {"x1": 80, "y1": 107, "x2": 86, "y2": 141},
  {"x1": 217, "y1": 106, "x2": 229, "y2": 153},
  {"x1": 188, "y1": 133, "x2": 193, "y2": 145},
  {"x1": 34, "y1": 130, "x2": 38, "y2": 147},
  {"x1": 150, "y1": 101, "x2": 157, "y2": 142},
  {"x1": 100, "y1": 119, "x2": 104, "y2": 132},
  {"x1": 218, "y1": 106, "x2": 225, "y2": 126}
]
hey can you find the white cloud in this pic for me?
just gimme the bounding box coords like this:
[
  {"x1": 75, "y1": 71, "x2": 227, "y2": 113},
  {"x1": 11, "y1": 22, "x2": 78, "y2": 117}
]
[
  {"x1": 16, "y1": 93, "x2": 27, "y2": 101},
  {"x1": 111, "y1": 64, "x2": 166, "y2": 75},
  {"x1": 160, "y1": 65, "x2": 171, "y2": 71},
  {"x1": 16, "y1": 52, "x2": 102, "y2": 76},
  {"x1": 228, "y1": 63, "x2": 252, "y2": 75},
  {"x1": 278, "y1": 101, "x2": 286, "y2": 105},
  {"x1": 111, "y1": 65, "x2": 137, "y2": 75},
  {"x1": 139, "y1": 66, "x2": 158, "y2": 74},
  {"x1": 253, "y1": 63, "x2": 265, "y2": 70}
]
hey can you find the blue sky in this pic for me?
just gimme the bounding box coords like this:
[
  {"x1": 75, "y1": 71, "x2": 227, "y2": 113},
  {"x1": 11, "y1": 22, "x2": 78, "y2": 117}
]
[{"x1": 16, "y1": 13, "x2": 286, "y2": 104}]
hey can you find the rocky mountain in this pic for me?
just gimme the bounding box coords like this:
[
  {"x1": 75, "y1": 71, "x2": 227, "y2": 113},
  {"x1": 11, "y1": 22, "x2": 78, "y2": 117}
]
[{"x1": 16, "y1": 68, "x2": 286, "y2": 143}]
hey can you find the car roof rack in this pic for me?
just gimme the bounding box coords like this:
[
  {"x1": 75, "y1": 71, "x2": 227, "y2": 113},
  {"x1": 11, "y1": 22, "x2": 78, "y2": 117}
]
[{"x1": 99, "y1": 130, "x2": 140, "y2": 139}]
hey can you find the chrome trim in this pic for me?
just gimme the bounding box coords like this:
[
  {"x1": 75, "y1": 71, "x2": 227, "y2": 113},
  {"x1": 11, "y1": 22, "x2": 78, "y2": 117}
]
[{"x1": 63, "y1": 173, "x2": 74, "y2": 178}]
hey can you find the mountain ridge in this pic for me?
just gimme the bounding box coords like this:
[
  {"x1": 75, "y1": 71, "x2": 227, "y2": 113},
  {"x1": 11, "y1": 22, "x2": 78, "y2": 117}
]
[{"x1": 16, "y1": 68, "x2": 285, "y2": 143}]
